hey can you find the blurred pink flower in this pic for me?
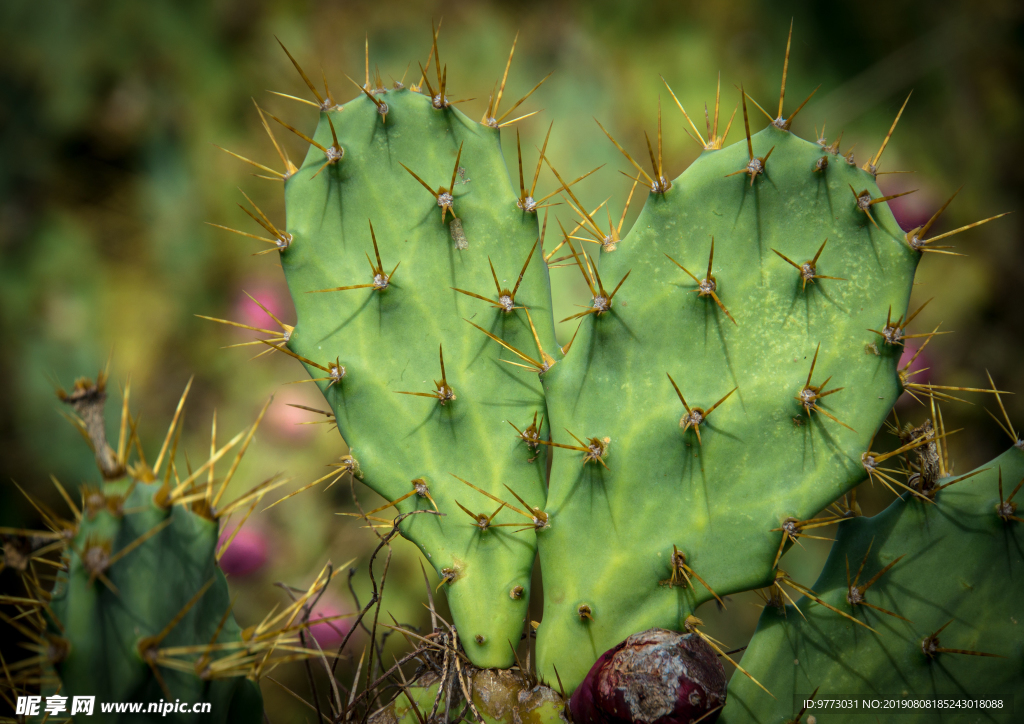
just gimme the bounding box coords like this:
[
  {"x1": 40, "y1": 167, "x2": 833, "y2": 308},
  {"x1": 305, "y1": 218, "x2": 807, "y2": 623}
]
[
  {"x1": 882, "y1": 179, "x2": 936, "y2": 233},
  {"x1": 266, "y1": 391, "x2": 324, "y2": 440},
  {"x1": 234, "y1": 283, "x2": 290, "y2": 329},
  {"x1": 306, "y1": 601, "x2": 353, "y2": 650},
  {"x1": 217, "y1": 526, "x2": 269, "y2": 577},
  {"x1": 899, "y1": 340, "x2": 932, "y2": 384}
]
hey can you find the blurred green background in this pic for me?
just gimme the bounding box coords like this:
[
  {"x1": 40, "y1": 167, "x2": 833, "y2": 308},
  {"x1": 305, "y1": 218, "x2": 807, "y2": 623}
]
[{"x1": 1, "y1": 0, "x2": 1021, "y2": 720}]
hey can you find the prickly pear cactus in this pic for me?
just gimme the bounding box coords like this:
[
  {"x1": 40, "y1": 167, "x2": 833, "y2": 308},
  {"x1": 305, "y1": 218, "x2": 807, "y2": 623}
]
[
  {"x1": 208, "y1": 25, "x2": 1017, "y2": 722},
  {"x1": 0, "y1": 374, "x2": 345, "y2": 722},
  {"x1": 275, "y1": 75, "x2": 557, "y2": 668},
  {"x1": 534, "y1": 116, "x2": 918, "y2": 689},
  {"x1": 722, "y1": 449, "x2": 1024, "y2": 723},
  {"x1": 50, "y1": 478, "x2": 263, "y2": 721},
  {"x1": 34, "y1": 377, "x2": 265, "y2": 722}
]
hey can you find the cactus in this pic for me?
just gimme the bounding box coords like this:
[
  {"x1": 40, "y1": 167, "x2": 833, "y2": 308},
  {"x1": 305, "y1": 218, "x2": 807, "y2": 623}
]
[
  {"x1": 721, "y1": 448, "x2": 1024, "y2": 722},
  {"x1": 48, "y1": 471, "x2": 264, "y2": 722},
  {"x1": 205, "y1": 24, "x2": 1022, "y2": 712},
  {"x1": 533, "y1": 103, "x2": 924, "y2": 691},
  {"x1": 1, "y1": 373, "x2": 342, "y2": 721},
  {"x1": 8, "y1": 19, "x2": 1018, "y2": 724},
  {"x1": 257, "y1": 37, "x2": 560, "y2": 670}
]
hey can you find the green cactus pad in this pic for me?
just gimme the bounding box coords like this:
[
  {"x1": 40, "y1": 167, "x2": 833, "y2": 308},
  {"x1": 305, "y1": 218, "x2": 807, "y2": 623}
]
[
  {"x1": 722, "y1": 446, "x2": 1024, "y2": 722},
  {"x1": 279, "y1": 88, "x2": 559, "y2": 667},
  {"x1": 49, "y1": 479, "x2": 262, "y2": 723},
  {"x1": 534, "y1": 123, "x2": 919, "y2": 690},
  {"x1": 370, "y1": 670, "x2": 566, "y2": 724}
]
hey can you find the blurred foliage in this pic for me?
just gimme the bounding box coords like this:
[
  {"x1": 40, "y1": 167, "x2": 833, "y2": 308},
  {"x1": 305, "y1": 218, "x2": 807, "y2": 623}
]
[{"x1": 0, "y1": 0, "x2": 1021, "y2": 720}]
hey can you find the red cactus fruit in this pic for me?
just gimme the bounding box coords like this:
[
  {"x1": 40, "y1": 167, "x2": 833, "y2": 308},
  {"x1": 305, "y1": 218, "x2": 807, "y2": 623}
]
[{"x1": 569, "y1": 628, "x2": 727, "y2": 724}]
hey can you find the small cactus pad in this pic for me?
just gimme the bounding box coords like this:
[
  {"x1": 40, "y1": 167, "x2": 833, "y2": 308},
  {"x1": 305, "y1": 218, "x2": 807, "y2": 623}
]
[
  {"x1": 721, "y1": 447, "x2": 1024, "y2": 722},
  {"x1": 279, "y1": 87, "x2": 558, "y2": 667},
  {"x1": 49, "y1": 478, "x2": 263, "y2": 722},
  {"x1": 535, "y1": 124, "x2": 918, "y2": 689},
  {"x1": 370, "y1": 669, "x2": 566, "y2": 724},
  {"x1": 7, "y1": 376, "x2": 327, "y2": 721}
]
